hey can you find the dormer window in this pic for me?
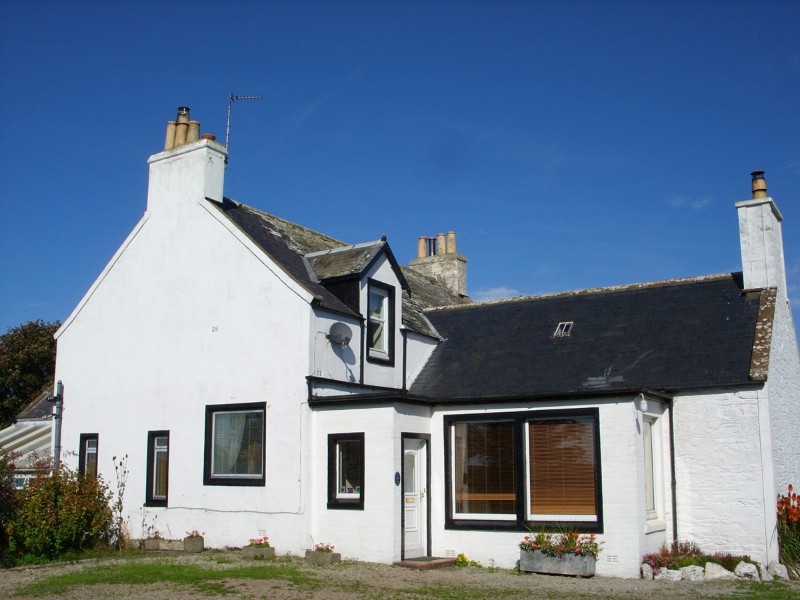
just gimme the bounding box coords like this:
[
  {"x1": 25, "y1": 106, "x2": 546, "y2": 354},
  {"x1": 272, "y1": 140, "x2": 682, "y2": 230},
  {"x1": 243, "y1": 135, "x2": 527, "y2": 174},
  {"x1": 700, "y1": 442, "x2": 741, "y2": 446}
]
[{"x1": 367, "y1": 280, "x2": 395, "y2": 364}]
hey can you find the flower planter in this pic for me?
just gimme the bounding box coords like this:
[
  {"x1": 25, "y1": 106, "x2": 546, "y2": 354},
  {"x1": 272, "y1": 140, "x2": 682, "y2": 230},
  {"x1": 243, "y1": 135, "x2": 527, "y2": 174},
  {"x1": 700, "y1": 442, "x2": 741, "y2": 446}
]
[
  {"x1": 242, "y1": 546, "x2": 276, "y2": 559},
  {"x1": 520, "y1": 549, "x2": 596, "y2": 577},
  {"x1": 183, "y1": 536, "x2": 204, "y2": 553},
  {"x1": 305, "y1": 549, "x2": 341, "y2": 565},
  {"x1": 143, "y1": 538, "x2": 161, "y2": 551}
]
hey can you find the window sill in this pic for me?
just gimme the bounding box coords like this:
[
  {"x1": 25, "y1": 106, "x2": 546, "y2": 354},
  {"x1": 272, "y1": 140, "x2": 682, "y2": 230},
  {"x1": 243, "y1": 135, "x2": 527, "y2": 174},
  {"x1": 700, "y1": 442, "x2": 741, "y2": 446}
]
[{"x1": 645, "y1": 519, "x2": 666, "y2": 534}]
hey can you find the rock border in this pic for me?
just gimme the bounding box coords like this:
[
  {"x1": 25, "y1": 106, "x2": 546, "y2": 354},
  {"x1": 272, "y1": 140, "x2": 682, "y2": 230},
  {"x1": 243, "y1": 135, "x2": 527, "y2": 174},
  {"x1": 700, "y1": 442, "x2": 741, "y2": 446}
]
[{"x1": 641, "y1": 560, "x2": 789, "y2": 582}]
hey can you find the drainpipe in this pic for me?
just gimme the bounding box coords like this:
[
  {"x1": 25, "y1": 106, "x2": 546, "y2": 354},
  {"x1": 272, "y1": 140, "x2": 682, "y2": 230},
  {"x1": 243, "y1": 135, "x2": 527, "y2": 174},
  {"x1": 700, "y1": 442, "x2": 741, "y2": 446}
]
[
  {"x1": 47, "y1": 380, "x2": 64, "y2": 471},
  {"x1": 668, "y1": 397, "x2": 678, "y2": 544}
]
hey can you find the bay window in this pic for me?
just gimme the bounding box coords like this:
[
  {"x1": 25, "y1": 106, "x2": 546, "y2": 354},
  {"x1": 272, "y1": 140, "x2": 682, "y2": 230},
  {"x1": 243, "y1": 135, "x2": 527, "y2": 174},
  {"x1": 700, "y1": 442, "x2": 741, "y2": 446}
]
[{"x1": 445, "y1": 408, "x2": 602, "y2": 531}]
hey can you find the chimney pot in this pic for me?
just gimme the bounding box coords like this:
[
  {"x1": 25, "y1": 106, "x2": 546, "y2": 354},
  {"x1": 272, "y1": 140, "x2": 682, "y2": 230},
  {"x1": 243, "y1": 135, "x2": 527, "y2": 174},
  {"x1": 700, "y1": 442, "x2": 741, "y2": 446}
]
[
  {"x1": 187, "y1": 120, "x2": 200, "y2": 143},
  {"x1": 201, "y1": 133, "x2": 216, "y2": 141},
  {"x1": 446, "y1": 231, "x2": 456, "y2": 254},
  {"x1": 751, "y1": 170, "x2": 767, "y2": 199},
  {"x1": 437, "y1": 233, "x2": 446, "y2": 255},
  {"x1": 164, "y1": 121, "x2": 176, "y2": 151}
]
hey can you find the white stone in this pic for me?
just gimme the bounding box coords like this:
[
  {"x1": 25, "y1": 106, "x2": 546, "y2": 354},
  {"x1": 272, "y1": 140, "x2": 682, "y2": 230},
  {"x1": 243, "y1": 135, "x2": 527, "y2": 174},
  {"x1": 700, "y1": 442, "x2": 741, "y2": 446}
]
[
  {"x1": 704, "y1": 562, "x2": 737, "y2": 581},
  {"x1": 680, "y1": 565, "x2": 704, "y2": 581},
  {"x1": 768, "y1": 561, "x2": 789, "y2": 579},
  {"x1": 734, "y1": 561, "x2": 760, "y2": 581},
  {"x1": 758, "y1": 563, "x2": 772, "y2": 581},
  {"x1": 654, "y1": 568, "x2": 682, "y2": 581},
  {"x1": 640, "y1": 563, "x2": 653, "y2": 580}
]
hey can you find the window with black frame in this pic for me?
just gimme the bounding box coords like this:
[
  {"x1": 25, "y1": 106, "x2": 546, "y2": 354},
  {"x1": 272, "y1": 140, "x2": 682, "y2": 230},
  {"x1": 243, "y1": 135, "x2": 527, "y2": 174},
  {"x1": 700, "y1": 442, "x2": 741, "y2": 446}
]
[{"x1": 204, "y1": 403, "x2": 266, "y2": 486}]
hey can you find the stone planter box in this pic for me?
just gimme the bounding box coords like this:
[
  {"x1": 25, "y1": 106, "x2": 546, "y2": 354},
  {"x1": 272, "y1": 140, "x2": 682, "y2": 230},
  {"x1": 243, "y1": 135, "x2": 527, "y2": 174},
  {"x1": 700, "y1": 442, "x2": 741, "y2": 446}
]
[
  {"x1": 305, "y1": 549, "x2": 341, "y2": 565},
  {"x1": 143, "y1": 538, "x2": 161, "y2": 551},
  {"x1": 242, "y1": 546, "x2": 276, "y2": 559},
  {"x1": 520, "y1": 550, "x2": 596, "y2": 577},
  {"x1": 183, "y1": 536, "x2": 204, "y2": 553}
]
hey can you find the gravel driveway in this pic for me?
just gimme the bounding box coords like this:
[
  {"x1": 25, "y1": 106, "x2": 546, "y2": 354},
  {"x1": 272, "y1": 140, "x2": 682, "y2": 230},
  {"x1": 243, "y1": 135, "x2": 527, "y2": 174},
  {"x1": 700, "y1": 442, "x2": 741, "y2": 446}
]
[{"x1": 2, "y1": 551, "x2": 798, "y2": 599}]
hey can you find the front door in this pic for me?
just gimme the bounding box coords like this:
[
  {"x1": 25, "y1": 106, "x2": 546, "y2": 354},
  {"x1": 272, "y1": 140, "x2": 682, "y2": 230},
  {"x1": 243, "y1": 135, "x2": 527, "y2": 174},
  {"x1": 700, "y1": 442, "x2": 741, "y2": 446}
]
[{"x1": 403, "y1": 438, "x2": 427, "y2": 558}]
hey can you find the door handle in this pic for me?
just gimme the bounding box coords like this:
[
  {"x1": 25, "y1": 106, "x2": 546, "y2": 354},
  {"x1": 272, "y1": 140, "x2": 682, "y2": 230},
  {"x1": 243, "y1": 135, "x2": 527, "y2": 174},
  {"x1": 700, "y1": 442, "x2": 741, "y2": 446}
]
[{"x1": 421, "y1": 489, "x2": 425, "y2": 499}]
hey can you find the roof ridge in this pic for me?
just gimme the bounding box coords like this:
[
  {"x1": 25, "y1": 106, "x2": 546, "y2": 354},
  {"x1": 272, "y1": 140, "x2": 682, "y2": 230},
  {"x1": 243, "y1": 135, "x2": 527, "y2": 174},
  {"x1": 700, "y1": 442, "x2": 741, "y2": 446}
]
[{"x1": 427, "y1": 272, "x2": 739, "y2": 312}]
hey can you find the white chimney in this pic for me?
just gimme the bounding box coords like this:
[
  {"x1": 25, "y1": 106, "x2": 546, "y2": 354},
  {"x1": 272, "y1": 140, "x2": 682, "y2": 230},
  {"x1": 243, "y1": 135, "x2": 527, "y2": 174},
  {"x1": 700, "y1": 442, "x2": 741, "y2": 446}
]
[
  {"x1": 736, "y1": 170, "x2": 788, "y2": 298},
  {"x1": 146, "y1": 107, "x2": 227, "y2": 213}
]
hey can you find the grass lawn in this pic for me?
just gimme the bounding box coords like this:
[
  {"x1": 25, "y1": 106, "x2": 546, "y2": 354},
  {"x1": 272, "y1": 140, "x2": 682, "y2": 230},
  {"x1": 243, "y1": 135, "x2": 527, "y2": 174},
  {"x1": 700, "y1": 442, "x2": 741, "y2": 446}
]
[{"x1": 5, "y1": 551, "x2": 800, "y2": 599}]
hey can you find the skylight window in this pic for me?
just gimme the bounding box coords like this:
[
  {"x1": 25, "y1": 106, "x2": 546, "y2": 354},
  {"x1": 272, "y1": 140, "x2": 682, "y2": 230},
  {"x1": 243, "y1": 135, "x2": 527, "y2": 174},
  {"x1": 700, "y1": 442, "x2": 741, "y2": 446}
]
[{"x1": 553, "y1": 321, "x2": 574, "y2": 337}]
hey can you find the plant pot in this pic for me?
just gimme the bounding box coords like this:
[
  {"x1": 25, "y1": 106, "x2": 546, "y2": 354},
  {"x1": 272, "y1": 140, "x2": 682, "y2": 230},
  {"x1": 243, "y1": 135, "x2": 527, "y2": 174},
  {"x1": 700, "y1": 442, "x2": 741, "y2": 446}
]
[
  {"x1": 242, "y1": 546, "x2": 276, "y2": 559},
  {"x1": 520, "y1": 549, "x2": 596, "y2": 577},
  {"x1": 183, "y1": 536, "x2": 204, "y2": 553},
  {"x1": 305, "y1": 549, "x2": 341, "y2": 565},
  {"x1": 143, "y1": 538, "x2": 161, "y2": 551}
]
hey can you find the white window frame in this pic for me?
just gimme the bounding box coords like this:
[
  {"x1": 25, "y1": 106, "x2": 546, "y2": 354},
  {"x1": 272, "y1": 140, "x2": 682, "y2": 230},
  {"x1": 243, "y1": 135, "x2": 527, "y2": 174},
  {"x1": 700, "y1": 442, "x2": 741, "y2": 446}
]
[
  {"x1": 368, "y1": 286, "x2": 389, "y2": 356},
  {"x1": 643, "y1": 415, "x2": 666, "y2": 532},
  {"x1": 449, "y1": 421, "x2": 517, "y2": 522},
  {"x1": 524, "y1": 417, "x2": 598, "y2": 523}
]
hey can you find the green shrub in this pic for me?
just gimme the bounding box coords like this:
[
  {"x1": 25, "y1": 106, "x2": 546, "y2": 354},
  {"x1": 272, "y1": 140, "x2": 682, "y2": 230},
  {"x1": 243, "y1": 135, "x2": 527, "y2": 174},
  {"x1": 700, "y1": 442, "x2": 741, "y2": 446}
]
[
  {"x1": 6, "y1": 463, "x2": 113, "y2": 562},
  {"x1": 0, "y1": 451, "x2": 17, "y2": 564}
]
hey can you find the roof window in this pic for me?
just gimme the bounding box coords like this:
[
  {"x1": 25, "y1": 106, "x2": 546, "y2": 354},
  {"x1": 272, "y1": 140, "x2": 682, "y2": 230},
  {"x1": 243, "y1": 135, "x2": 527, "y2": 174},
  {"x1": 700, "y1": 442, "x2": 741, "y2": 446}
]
[{"x1": 553, "y1": 321, "x2": 574, "y2": 337}]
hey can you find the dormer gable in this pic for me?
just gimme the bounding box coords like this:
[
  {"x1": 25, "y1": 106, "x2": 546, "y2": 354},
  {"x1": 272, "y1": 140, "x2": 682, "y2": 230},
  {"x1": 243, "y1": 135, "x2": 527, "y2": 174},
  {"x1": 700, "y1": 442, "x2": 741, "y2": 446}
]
[{"x1": 306, "y1": 240, "x2": 409, "y2": 313}]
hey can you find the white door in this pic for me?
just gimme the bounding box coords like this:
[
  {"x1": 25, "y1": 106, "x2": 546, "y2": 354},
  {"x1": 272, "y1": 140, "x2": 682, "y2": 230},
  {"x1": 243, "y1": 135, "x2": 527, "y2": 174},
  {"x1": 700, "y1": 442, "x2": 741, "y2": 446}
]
[{"x1": 403, "y1": 438, "x2": 427, "y2": 558}]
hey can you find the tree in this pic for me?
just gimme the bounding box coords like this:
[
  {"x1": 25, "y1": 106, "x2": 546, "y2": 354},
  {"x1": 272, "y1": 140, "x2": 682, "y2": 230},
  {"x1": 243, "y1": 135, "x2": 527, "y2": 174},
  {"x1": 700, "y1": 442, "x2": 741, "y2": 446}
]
[{"x1": 0, "y1": 320, "x2": 60, "y2": 429}]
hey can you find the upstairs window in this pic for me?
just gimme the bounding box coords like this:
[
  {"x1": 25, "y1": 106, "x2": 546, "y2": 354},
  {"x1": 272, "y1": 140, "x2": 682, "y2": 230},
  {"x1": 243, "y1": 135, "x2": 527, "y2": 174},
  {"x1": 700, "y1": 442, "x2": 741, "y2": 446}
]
[
  {"x1": 79, "y1": 433, "x2": 98, "y2": 477},
  {"x1": 367, "y1": 280, "x2": 394, "y2": 364}
]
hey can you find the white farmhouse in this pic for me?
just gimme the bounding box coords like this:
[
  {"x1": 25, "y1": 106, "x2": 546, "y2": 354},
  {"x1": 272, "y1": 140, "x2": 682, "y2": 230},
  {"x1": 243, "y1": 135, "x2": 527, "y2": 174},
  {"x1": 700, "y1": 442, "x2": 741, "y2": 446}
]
[{"x1": 54, "y1": 108, "x2": 799, "y2": 577}]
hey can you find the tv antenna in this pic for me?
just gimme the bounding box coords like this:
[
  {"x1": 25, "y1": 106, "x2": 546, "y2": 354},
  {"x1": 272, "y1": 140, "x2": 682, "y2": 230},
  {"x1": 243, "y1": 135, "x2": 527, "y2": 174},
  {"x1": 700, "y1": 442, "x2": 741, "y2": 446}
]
[{"x1": 225, "y1": 93, "x2": 262, "y2": 163}]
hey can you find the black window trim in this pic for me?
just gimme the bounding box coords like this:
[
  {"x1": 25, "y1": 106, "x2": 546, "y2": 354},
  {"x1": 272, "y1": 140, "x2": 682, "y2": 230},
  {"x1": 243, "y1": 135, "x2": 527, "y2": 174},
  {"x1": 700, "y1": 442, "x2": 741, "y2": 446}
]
[
  {"x1": 145, "y1": 430, "x2": 170, "y2": 507},
  {"x1": 203, "y1": 402, "x2": 266, "y2": 487},
  {"x1": 78, "y1": 432, "x2": 98, "y2": 477},
  {"x1": 327, "y1": 432, "x2": 365, "y2": 510},
  {"x1": 443, "y1": 407, "x2": 603, "y2": 533},
  {"x1": 365, "y1": 278, "x2": 395, "y2": 366}
]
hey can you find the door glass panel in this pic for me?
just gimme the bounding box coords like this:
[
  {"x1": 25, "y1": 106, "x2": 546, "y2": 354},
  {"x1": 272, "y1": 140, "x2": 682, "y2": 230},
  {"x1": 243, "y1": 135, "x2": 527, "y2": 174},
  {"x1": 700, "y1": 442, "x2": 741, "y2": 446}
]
[{"x1": 404, "y1": 453, "x2": 416, "y2": 494}]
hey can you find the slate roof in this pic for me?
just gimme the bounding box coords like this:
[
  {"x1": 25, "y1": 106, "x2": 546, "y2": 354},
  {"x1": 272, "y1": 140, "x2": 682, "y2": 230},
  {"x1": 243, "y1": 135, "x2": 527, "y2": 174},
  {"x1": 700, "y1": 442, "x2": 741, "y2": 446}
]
[
  {"x1": 410, "y1": 273, "x2": 765, "y2": 401},
  {"x1": 210, "y1": 199, "x2": 461, "y2": 337}
]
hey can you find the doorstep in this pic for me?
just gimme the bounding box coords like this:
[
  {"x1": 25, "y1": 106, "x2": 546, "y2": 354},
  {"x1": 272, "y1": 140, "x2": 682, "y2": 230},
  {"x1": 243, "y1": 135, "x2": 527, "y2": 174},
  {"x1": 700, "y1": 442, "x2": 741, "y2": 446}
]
[{"x1": 395, "y1": 557, "x2": 456, "y2": 570}]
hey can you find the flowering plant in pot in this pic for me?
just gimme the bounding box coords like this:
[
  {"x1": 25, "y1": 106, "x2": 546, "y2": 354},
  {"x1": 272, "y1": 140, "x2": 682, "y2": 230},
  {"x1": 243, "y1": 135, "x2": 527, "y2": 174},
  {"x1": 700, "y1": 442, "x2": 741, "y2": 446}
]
[
  {"x1": 183, "y1": 529, "x2": 205, "y2": 553},
  {"x1": 519, "y1": 530, "x2": 601, "y2": 576},
  {"x1": 306, "y1": 542, "x2": 341, "y2": 564},
  {"x1": 243, "y1": 535, "x2": 275, "y2": 559}
]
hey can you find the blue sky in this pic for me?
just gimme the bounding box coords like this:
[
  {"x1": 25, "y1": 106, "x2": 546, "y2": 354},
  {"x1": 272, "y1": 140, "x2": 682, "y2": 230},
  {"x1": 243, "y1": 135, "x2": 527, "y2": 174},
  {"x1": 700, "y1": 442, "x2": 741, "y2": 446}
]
[{"x1": 1, "y1": 0, "x2": 799, "y2": 333}]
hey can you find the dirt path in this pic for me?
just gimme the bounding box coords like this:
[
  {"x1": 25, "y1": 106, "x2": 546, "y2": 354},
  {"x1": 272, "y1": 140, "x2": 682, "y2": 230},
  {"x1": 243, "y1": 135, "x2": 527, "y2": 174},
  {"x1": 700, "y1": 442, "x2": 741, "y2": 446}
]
[{"x1": 1, "y1": 551, "x2": 798, "y2": 599}]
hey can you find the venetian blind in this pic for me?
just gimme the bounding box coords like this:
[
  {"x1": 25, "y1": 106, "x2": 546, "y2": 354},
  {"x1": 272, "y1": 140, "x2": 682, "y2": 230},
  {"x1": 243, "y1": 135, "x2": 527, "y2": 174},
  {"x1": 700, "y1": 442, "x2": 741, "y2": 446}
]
[{"x1": 528, "y1": 419, "x2": 596, "y2": 515}]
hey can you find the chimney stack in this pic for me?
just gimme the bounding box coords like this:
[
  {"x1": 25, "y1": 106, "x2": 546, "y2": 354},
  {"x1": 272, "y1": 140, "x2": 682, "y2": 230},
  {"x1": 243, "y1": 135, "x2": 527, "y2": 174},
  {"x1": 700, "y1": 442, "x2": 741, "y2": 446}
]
[
  {"x1": 148, "y1": 107, "x2": 227, "y2": 212},
  {"x1": 736, "y1": 170, "x2": 788, "y2": 297},
  {"x1": 409, "y1": 231, "x2": 468, "y2": 298}
]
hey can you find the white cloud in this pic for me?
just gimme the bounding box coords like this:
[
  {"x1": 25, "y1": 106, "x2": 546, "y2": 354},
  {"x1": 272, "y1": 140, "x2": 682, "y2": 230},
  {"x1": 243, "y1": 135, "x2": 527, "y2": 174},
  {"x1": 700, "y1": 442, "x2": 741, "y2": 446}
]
[
  {"x1": 666, "y1": 195, "x2": 713, "y2": 210},
  {"x1": 472, "y1": 286, "x2": 520, "y2": 301}
]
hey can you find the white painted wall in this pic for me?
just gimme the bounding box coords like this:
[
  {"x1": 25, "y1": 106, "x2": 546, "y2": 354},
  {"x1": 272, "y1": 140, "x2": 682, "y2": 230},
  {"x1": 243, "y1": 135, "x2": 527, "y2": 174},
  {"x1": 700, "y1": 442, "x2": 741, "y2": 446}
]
[
  {"x1": 310, "y1": 311, "x2": 362, "y2": 383},
  {"x1": 766, "y1": 291, "x2": 800, "y2": 494},
  {"x1": 672, "y1": 389, "x2": 777, "y2": 565},
  {"x1": 56, "y1": 143, "x2": 318, "y2": 554}
]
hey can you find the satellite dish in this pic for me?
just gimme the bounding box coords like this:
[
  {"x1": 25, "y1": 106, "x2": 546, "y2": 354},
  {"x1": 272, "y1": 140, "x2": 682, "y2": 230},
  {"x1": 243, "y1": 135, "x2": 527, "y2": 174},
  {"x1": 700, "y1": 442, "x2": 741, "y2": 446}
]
[{"x1": 328, "y1": 322, "x2": 353, "y2": 348}]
